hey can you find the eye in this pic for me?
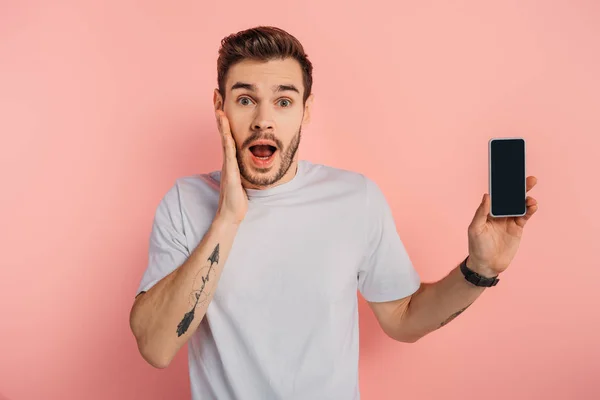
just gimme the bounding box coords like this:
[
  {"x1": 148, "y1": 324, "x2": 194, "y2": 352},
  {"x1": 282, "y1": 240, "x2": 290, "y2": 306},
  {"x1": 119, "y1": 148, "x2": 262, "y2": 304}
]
[
  {"x1": 278, "y1": 98, "x2": 292, "y2": 107},
  {"x1": 238, "y1": 96, "x2": 254, "y2": 106}
]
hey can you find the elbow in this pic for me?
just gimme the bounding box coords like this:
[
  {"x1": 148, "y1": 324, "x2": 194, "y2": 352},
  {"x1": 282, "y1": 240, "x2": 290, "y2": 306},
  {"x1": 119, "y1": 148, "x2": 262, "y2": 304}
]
[
  {"x1": 385, "y1": 327, "x2": 424, "y2": 344},
  {"x1": 129, "y1": 302, "x2": 173, "y2": 369},
  {"x1": 400, "y1": 334, "x2": 423, "y2": 343},
  {"x1": 392, "y1": 332, "x2": 423, "y2": 344},
  {"x1": 139, "y1": 343, "x2": 173, "y2": 369},
  {"x1": 132, "y1": 328, "x2": 174, "y2": 369}
]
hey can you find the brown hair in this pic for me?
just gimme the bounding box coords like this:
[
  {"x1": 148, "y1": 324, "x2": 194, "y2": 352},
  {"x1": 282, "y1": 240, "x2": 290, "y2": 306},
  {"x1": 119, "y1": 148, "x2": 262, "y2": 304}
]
[{"x1": 217, "y1": 26, "x2": 313, "y2": 104}]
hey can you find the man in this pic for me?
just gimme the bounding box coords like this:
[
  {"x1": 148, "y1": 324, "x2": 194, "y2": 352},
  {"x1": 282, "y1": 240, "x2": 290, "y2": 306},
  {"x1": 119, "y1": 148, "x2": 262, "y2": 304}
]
[{"x1": 129, "y1": 26, "x2": 538, "y2": 400}]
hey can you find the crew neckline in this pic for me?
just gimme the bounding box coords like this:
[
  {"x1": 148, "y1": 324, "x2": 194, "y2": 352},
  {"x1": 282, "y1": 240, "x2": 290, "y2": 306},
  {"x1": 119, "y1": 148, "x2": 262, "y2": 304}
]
[{"x1": 209, "y1": 160, "x2": 309, "y2": 199}]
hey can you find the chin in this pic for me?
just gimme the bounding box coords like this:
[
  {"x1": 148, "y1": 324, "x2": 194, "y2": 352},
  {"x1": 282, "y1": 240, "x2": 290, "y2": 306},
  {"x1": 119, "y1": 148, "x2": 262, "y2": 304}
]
[
  {"x1": 238, "y1": 151, "x2": 292, "y2": 188},
  {"x1": 238, "y1": 152, "x2": 276, "y2": 186}
]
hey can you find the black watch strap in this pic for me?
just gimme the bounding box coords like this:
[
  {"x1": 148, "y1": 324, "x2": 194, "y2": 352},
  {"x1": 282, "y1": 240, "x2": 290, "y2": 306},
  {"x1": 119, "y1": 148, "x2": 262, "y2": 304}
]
[{"x1": 460, "y1": 257, "x2": 500, "y2": 287}]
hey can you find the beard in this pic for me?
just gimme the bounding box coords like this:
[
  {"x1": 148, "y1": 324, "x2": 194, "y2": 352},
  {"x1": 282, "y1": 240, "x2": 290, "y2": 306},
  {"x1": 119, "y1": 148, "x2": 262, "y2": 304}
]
[{"x1": 236, "y1": 125, "x2": 302, "y2": 188}]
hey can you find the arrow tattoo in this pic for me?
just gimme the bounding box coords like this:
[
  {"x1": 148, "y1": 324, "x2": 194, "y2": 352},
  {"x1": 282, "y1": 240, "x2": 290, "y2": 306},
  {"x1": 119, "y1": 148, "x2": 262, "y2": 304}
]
[{"x1": 176, "y1": 244, "x2": 220, "y2": 337}]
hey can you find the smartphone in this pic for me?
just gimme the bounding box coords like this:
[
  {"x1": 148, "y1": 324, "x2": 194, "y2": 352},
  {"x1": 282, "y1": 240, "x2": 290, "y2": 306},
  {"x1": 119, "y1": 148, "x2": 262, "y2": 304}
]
[{"x1": 488, "y1": 137, "x2": 527, "y2": 217}]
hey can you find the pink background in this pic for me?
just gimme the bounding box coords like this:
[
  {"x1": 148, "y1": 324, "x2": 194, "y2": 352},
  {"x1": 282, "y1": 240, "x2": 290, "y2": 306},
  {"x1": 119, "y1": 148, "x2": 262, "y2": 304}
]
[{"x1": 1, "y1": 1, "x2": 599, "y2": 399}]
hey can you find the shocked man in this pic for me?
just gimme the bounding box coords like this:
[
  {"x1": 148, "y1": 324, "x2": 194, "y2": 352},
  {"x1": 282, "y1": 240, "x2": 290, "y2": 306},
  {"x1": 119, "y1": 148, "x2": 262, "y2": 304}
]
[{"x1": 129, "y1": 26, "x2": 539, "y2": 400}]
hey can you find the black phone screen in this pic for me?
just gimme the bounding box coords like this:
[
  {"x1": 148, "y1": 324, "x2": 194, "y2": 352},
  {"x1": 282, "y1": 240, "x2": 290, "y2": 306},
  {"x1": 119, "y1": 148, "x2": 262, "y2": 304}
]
[{"x1": 490, "y1": 138, "x2": 526, "y2": 216}]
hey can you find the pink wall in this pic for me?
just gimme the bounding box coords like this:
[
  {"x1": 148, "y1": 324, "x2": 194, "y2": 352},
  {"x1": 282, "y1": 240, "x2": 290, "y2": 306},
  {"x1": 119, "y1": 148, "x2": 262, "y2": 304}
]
[{"x1": 1, "y1": 1, "x2": 599, "y2": 399}]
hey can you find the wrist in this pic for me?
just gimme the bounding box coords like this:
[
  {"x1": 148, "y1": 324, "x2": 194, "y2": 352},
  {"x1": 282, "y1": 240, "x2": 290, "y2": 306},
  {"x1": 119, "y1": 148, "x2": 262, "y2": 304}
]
[
  {"x1": 465, "y1": 257, "x2": 498, "y2": 278},
  {"x1": 460, "y1": 256, "x2": 500, "y2": 287},
  {"x1": 213, "y1": 212, "x2": 242, "y2": 230}
]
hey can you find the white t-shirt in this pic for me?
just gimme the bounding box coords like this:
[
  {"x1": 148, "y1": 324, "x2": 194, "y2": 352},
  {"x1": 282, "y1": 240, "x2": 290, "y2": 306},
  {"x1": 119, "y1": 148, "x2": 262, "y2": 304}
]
[{"x1": 136, "y1": 159, "x2": 421, "y2": 400}]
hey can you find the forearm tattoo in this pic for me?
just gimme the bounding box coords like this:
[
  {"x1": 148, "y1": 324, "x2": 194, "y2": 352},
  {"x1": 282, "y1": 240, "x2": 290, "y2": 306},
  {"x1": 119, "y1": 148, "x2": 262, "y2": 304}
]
[
  {"x1": 176, "y1": 244, "x2": 220, "y2": 337},
  {"x1": 440, "y1": 303, "x2": 472, "y2": 327}
]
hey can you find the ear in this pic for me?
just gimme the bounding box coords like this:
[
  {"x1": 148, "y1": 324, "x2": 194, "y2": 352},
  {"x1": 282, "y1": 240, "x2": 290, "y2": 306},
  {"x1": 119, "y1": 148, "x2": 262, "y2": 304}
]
[
  {"x1": 302, "y1": 93, "x2": 314, "y2": 125},
  {"x1": 213, "y1": 88, "x2": 224, "y2": 112}
]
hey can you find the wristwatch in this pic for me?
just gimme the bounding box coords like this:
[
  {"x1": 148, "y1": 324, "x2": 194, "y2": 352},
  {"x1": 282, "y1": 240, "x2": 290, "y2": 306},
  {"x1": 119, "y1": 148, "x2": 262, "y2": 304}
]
[{"x1": 460, "y1": 256, "x2": 500, "y2": 287}]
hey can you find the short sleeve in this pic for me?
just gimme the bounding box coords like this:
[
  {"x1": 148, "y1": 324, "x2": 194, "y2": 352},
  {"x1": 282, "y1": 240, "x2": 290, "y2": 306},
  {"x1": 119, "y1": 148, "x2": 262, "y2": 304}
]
[
  {"x1": 135, "y1": 182, "x2": 190, "y2": 297},
  {"x1": 358, "y1": 177, "x2": 421, "y2": 303}
]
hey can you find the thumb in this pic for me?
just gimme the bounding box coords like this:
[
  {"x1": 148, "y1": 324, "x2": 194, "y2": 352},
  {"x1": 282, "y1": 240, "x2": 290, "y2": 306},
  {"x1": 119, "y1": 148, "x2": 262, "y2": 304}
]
[{"x1": 471, "y1": 193, "x2": 490, "y2": 227}]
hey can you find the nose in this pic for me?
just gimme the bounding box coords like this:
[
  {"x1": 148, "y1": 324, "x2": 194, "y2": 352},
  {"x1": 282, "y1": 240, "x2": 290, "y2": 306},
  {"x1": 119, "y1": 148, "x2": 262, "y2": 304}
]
[{"x1": 252, "y1": 105, "x2": 274, "y2": 131}]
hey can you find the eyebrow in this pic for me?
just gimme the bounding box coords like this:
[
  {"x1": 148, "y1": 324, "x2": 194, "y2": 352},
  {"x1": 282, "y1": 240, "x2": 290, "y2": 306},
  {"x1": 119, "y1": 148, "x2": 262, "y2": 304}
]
[{"x1": 230, "y1": 82, "x2": 300, "y2": 94}]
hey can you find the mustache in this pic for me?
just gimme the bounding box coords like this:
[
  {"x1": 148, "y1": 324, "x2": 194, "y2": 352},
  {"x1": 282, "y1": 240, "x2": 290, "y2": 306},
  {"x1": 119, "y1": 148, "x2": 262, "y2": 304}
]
[{"x1": 240, "y1": 131, "x2": 284, "y2": 150}]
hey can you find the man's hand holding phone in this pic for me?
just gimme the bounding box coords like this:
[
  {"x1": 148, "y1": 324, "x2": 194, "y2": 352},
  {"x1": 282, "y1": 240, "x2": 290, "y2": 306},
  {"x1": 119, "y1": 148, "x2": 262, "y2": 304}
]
[
  {"x1": 464, "y1": 138, "x2": 539, "y2": 279},
  {"x1": 215, "y1": 110, "x2": 248, "y2": 226}
]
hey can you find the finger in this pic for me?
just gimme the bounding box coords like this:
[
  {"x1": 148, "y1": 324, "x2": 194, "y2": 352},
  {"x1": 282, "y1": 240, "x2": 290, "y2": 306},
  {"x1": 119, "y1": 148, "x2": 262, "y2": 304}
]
[
  {"x1": 526, "y1": 195, "x2": 537, "y2": 207},
  {"x1": 215, "y1": 110, "x2": 230, "y2": 138},
  {"x1": 216, "y1": 111, "x2": 236, "y2": 159},
  {"x1": 526, "y1": 176, "x2": 537, "y2": 192},
  {"x1": 515, "y1": 196, "x2": 538, "y2": 227}
]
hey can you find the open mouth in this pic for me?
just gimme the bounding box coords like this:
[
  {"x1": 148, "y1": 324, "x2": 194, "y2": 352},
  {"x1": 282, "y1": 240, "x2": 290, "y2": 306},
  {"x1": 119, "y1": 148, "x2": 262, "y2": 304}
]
[{"x1": 249, "y1": 144, "x2": 277, "y2": 160}]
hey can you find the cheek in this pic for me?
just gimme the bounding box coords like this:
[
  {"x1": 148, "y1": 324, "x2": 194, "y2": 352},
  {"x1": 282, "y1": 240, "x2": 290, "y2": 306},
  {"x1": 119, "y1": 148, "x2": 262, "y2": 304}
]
[
  {"x1": 224, "y1": 114, "x2": 247, "y2": 144},
  {"x1": 279, "y1": 110, "x2": 304, "y2": 129},
  {"x1": 226, "y1": 126, "x2": 245, "y2": 151}
]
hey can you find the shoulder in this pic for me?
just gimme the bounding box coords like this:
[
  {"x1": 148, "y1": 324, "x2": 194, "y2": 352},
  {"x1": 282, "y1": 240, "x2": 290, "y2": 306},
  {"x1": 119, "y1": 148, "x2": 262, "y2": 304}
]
[
  {"x1": 300, "y1": 159, "x2": 371, "y2": 193},
  {"x1": 303, "y1": 160, "x2": 387, "y2": 202},
  {"x1": 299, "y1": 160, "x2": 391, "y2": 214},
  {"x1": 155, "y1": 171, "x2": 220, "y2": 214}
]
